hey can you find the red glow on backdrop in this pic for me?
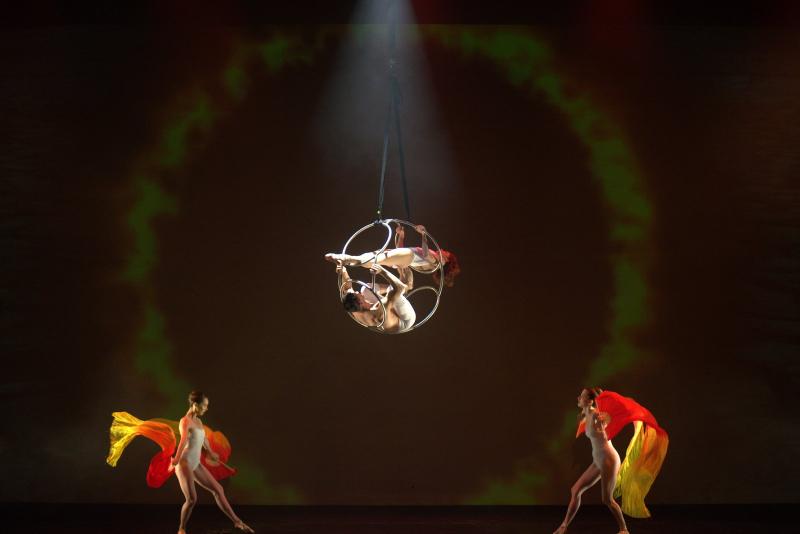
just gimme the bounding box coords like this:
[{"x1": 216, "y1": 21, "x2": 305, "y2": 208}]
[
  {"x1": 411, "y1": 0, "x2": 457, "y2": 23},
  {"x1": 577, "y1": 0, "x2": 650, "y2": 53}
]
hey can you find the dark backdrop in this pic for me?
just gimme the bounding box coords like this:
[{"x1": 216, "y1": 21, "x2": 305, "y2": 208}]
[{"x1": 2, "y1": 2, "x2": 799, "y2": 505}]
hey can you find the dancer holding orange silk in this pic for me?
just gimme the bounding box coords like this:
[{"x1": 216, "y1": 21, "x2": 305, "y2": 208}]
[
  {"x1": 107, "y1": 391, "x2": 254, "y2": 533},
  {"x1": 553, "y1": 388, "x2": 669, "y2": 534}
]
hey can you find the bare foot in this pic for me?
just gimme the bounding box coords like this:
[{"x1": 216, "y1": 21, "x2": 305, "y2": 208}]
[
  {"x1": 553, "y1": 525, "x2": 567, "y2": 534},
  {"x1": 234, "y1": 520, "x2": 254, "y2": 533},
  {"x1": 326, "y1": 253, "x2": 358, "y2": 264}
]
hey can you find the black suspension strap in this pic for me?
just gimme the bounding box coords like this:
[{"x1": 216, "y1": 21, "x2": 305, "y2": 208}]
[
  {"x1": 375, "y1": 3, "x2": 411, "y2": 222},
  {"x1": 392, "y1": 69, "x2": 411, "y2": 222},
  {"x1": 376, "y1": 96, "x2": 391, "y2": 221}
]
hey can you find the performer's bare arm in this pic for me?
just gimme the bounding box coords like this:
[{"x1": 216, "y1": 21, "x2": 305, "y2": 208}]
[
  {"x1": 371, "y1": 264, "x2": 407, "y2": 302},
  {"x1": 394, "y1": 223, "x2": 406, "y2": 248},
  {"x1": 202, "y1": 436, "x2": 220, "y2": 462},
  {"x1": 337, "y1": 263, "x2": 353, "y2": 292},
  {"x1": 415, "y1": 224, "x2": 430, "y2": 259},
  {"x1": 392, "y1": 224, "x2": 414, "y2": 289},
  {"x1": 398, "y1": 265, "x2": 414, "y2": 290},
  {"x1": 172, "y1": 417, "x2": 189, "y2": 465}
]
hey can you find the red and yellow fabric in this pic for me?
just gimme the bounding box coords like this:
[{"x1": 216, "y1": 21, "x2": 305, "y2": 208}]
[
  {"x1": 106, "y1": 411, "x2": 236, "y2": 488},
  {"x1": 575, "y1": 391, "x2": 669, "y2": 518}
]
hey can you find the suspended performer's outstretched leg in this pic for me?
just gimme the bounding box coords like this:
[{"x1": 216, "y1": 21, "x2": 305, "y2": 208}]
[{"x1": 325, "y1": 248, "x2": 415, "y2": 269}]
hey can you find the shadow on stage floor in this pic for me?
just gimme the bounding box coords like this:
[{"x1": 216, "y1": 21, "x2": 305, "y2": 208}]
[{"x1": 0, "y1": 504, "x2": 785, "y2": 533}]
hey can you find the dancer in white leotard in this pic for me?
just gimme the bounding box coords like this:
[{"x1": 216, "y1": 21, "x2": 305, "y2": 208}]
[
  {"x1": 553, "y1": 388, "x2": 629, "y2": 534},
  {"x1": 171, "y1": 391, "x2": 254, "y2": 534}
]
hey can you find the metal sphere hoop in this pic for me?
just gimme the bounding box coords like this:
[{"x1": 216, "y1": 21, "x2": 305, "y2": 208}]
[
  {"x1": 402, "y1": 285, "x2": 442, "y2": 331},
  {"x1": 336, "y1": 218, "x2": 446, "y2": 334},
  {"x1": 340, "y1": 220, "x2": 393, "y2": 266}
]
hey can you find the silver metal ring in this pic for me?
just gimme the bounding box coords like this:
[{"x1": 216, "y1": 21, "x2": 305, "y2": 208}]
[
  {"x1": 340, "y1": 220, "x2": 393, "y2": 266},
  {"x1": 336, "y1": 219, "x2": 446, "y2": 334}
]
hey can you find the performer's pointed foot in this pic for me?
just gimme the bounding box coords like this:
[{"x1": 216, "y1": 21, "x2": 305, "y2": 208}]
[
  {"x1": 234, "y1": 520, "x2": 255, "y2": 533},
  {"x1": 325, "y1": 253, "x2": 358, "y2": 265},
  {"x1": 552, "y1": 525, "x2": 567, "y2": 534}
]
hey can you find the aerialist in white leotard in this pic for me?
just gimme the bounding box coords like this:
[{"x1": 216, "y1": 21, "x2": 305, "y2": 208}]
[
  {"x1": 325, "y1": 224, "x2": 461, "y2": 288},
  {"x1": 336, "y1": 261, "x2": 416, "y2": 333},
  {"x1": 554, "y1": 388, "x2": 629, "y2": 534},
  {"x1": 171, "y1": 391, "x2": 254, "y2": 534}
]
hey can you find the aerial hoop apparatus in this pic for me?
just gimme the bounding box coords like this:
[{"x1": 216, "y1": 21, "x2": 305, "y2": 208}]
[
  {"x1": 337, "y1": 218, "x2": 445, "y2": 334},
  {"x1": 333, "y1": 8, "x2": 447, "y2": 334}
]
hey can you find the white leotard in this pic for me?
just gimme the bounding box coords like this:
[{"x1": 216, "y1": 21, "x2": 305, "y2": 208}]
[
  {"x1": 180, "y1": 425, "x2": 205, "y2": 471},
  {"x1": 393, "y1": 294, "x2": 416, "y2": 332},
  {"x1": 360, "y1": 286, "x2": 416, "y2": 332},
  {"x1": 585, "y1": 411, "x2": 620, "y2": 470}
]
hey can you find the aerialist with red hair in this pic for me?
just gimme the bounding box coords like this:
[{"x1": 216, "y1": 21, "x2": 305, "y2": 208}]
[
  {"x1": 553, "y1": 388, "x2": 669, "y2": 534},
  {"x1": 107, "y1": 391, "x2": 254, "y2": 533}
]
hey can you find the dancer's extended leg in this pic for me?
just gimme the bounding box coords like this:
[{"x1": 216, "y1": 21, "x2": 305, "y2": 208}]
[
  {"x1": 600, "y1": 460, "x2": 627, "y2": 533},
  {"x1": 194, "y1": 465, "x2": 254, "y2": 533},
  {"x1": 554, "y1": 463, "x2": 600, "y2": 533},
  {"x1": 175, "y1": 464, "x2": 197, "y2": 534},
  {"x1": 326, "y1": 248, "x2": 415, "y2": 268}
]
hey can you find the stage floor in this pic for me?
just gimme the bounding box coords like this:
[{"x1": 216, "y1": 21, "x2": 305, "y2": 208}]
[{"x1": 1, "y1": 504, "x2": 786, "y2": 533}]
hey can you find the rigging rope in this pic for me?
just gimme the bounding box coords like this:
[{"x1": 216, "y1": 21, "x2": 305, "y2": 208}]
[{"x1": 375, "y1": 6, "x2": 411, "y2": 222}]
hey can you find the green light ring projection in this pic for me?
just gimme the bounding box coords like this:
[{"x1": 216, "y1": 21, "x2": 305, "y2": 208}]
[
  {"x1": 121, "y1": 35, "x2": 314, "y2": 503},
  {"x1": 424, "y1": 26, "x2": 653, "y2": 504},
  {"x1": 122, "y1": 25, "x2": 652, "y2": 504}
]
